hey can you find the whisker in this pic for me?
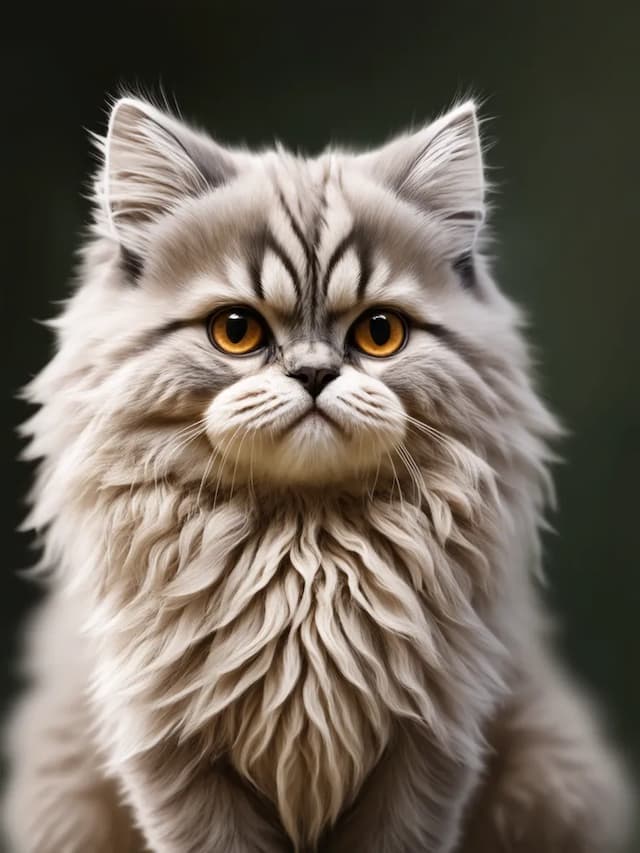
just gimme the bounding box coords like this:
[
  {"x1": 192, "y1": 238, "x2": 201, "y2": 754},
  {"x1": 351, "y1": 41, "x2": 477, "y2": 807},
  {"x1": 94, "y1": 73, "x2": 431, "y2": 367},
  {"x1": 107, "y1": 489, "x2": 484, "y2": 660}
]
[
  {"x1": 395, "y1": 443, "x2": 424, "y2": 504},
  {"x1": 386, "y1": 451, "x2": 404, "y2": 509},
  {"x1": 386, "y1": 404, "x2": 494, "y2": 493},
  {"x1": 211, "y1": 423, "x2": 245, "y2": 513},
  {"x1": 235, "y1": 395, "x2": 290, "y2": 420},
  {"x1": 248, "y1": 432, "x2": 257, "y2": 505},
  {"x1": 386, "y1": 406, "x2": 451, "y2": 442},
  {"x1": 371, "y1": 453, "x2": 382, "y2": 498},
  {"x1": 196, "y1": 449, "x2": 216, "y2": 508},
  {"x1": 149, "y1": 419, "x2": 209, "y2": 488},
  {"x1": 229, "y1": 428, "x2": 250, "y2": 500},
  {"x1": 251, "y1": 401, "x2": 292, "y2": 428},
  {"x1": 231, "y1": 395, "x2": 278, "y2": 416},
  {"x1": 171, "y1": 416, "x2": 209, "y2": 441}
]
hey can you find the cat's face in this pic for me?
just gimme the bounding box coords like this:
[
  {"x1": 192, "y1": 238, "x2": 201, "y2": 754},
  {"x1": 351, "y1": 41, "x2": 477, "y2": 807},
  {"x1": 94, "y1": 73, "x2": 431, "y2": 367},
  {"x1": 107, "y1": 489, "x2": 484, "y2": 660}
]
[
  {"x1": 125, "y1": 157, "x2": 476, "y2": 487},
  {"x1": 34, "y1": 97, "x2": 542, "y2": 498}
]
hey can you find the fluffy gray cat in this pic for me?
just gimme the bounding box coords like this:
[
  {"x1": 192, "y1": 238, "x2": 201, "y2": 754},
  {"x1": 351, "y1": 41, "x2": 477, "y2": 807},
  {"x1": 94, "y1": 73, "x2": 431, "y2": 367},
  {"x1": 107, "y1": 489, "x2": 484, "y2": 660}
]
[{"x1": 3, "y1": 97, "x2": 632, "y2": 852}]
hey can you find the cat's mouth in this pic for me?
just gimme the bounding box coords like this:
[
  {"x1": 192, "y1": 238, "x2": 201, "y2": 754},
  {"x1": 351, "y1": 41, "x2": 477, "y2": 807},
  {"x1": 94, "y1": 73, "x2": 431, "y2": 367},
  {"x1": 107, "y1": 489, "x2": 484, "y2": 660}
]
[
  {"x1": 205, "y1": 380, "x2": 406, "y2": 484},
  {"x1": 284, "y1": 405, "x2": 346, "y2": 437}
]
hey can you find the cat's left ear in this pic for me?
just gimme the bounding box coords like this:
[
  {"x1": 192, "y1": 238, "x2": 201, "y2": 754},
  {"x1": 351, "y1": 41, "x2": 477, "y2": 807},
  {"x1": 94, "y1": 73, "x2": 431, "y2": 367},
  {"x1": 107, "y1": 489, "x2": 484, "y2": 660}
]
[{"x1": 359, "y1": 101, "x2": 485, "y2": 258}]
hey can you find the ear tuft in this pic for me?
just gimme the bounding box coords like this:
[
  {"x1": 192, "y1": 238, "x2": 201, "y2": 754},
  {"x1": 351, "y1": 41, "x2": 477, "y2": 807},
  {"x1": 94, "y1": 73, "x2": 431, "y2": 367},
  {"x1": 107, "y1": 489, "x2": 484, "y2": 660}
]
[{"x1": 361, "y1": 101, "x2": 485, "y2": 256}]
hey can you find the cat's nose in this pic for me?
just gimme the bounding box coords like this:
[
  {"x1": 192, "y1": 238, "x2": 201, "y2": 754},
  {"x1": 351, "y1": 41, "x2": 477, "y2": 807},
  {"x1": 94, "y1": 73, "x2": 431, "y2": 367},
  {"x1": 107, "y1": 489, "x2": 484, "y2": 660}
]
[{"x1": 288, "y1": 366, "x2": 340, "y2": 399}]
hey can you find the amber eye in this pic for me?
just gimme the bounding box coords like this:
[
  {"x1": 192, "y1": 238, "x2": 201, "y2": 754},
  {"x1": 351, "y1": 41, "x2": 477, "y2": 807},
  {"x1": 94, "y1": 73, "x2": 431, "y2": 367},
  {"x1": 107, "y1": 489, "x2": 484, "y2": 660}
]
[
  {"x1": 208, "y1": 307, "x2": 268, "y2": 355},
  {"x1": 350, "y1": 309, "x2": 407, "y2": 357}
]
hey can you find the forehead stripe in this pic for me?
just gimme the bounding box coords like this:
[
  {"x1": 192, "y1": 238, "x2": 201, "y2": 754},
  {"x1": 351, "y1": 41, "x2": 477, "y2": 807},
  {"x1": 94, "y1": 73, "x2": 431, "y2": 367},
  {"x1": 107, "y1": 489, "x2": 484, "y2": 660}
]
[
  {"x1": 264, "y1": 231, "x2": 301, "y2": 299},
  {"x1": 248, "y1": 243, "x2": 264, "y2": 300},
  {"x1": 310, "y1": 167, "x2": 330, "y2": 316},
  {"x1": 356, "y1": 238, "x2": 373, "y2": 299},
  {"x1": 321, "y1": 229, "x2": 355, "y2": 298},
  {"x1": 277, "y1": 189, "x2": 312, "y2": 273}
]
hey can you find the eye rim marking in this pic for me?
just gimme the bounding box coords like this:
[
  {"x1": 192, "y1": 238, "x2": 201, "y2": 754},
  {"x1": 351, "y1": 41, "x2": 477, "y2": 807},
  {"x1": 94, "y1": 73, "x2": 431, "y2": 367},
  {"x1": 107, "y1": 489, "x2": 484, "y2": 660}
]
[
  {"x1": 349, "y1": 307, "x2": 408, "y2": 358},
  {"x1": 207, "y1": 305, "x2": 270, "y2": 356}
]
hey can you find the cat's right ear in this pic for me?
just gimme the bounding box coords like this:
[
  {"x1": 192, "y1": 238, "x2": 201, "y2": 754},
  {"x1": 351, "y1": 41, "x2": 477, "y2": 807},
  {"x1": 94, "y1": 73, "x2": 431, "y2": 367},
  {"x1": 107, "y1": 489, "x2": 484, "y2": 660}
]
[{"x1": 95, "y1": 97, "x2": 240, "y2": 265}]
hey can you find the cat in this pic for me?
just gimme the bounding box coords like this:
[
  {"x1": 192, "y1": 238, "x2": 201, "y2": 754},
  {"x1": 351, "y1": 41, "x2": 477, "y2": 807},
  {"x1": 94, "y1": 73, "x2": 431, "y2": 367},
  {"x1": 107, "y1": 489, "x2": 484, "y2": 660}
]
[{"x1": 2, "y1": 96, "x2": 632, "y2": 853}]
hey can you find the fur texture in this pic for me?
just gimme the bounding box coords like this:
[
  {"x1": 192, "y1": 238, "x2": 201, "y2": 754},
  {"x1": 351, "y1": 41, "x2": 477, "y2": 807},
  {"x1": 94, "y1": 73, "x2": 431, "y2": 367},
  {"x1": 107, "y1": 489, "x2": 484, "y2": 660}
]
[{"x1": 3, "y1": 96, "x2": 632, "y2": 852}]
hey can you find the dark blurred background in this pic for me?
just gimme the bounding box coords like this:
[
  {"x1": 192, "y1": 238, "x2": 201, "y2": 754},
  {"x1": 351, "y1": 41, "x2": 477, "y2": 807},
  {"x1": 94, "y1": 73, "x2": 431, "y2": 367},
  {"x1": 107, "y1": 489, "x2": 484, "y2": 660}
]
[{"x1": 2, "y1": 1, "x2": 638, "y2": 847}]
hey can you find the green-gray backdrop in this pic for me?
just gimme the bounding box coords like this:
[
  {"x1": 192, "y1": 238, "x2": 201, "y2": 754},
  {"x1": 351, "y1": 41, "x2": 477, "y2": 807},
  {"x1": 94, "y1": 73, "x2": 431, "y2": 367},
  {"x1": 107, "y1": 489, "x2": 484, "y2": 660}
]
[{"x1": 2, "y1": 1, "x2": 638, "y2": 847}]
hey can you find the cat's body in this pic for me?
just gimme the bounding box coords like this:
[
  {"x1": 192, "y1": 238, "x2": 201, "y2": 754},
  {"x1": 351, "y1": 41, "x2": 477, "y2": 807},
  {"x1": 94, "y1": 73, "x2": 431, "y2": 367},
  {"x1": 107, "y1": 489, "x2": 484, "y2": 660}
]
[{"x1": 3, "y1": 98, "x2": 631, "y2": 852}]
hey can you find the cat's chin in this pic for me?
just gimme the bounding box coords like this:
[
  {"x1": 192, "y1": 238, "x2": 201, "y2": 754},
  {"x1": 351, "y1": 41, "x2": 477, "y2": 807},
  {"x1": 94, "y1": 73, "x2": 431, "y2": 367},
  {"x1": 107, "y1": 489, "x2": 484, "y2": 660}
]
[{"x1": 208, "y1": 417, "x2": 398, "y2": 487}]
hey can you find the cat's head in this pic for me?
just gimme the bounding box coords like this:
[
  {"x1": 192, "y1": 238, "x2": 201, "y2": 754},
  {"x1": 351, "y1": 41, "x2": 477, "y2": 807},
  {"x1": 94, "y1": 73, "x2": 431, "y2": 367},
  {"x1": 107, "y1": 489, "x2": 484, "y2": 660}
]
[{"x1": 28, "y1": 97, "x2": 554, "y2": 502}]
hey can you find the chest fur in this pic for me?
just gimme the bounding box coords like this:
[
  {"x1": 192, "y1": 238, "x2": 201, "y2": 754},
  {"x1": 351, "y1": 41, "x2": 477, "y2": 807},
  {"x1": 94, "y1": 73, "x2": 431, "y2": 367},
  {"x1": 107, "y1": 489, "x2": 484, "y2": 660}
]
[{"x1": 89, "y1": 491, "x2": 503, "y2": 848}]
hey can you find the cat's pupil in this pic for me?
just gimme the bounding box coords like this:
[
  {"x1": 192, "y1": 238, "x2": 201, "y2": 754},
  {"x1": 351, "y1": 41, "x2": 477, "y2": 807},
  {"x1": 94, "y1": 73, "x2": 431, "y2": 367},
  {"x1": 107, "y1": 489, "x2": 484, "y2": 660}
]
[
  {"x1": 227, "y1": 313, "x2": 248, "y2": 343},
  {"x1": 370, "y1": 314, "x2": 390, "y2": 346}
]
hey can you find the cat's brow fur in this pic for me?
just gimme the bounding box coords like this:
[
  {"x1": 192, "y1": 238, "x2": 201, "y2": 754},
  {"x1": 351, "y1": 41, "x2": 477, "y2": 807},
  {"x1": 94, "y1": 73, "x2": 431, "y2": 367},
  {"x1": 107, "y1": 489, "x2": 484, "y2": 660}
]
[{"x1": 2, "y1": 96, "x2": 632, "y2": 853}]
